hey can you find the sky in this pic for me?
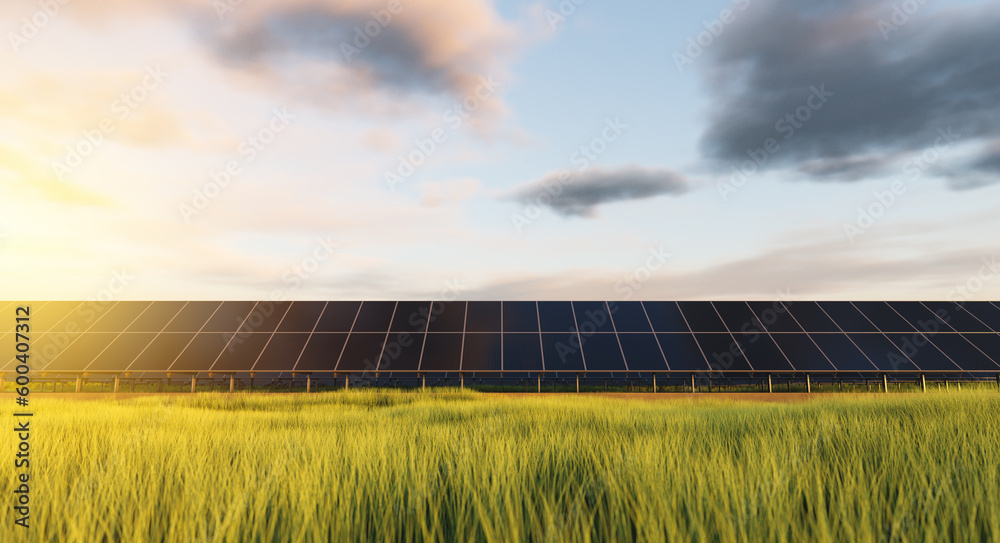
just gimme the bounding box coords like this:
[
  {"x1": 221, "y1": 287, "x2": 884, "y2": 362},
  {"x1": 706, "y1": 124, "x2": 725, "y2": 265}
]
[{"x1": 1, "y1": 0, "x2": 999, "y2": 301}]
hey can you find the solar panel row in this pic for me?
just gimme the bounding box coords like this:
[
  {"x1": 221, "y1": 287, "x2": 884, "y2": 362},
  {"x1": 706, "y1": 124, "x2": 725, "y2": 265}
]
[{"x1": 3, "y1": 301, "x2": 999, "y2": 375}]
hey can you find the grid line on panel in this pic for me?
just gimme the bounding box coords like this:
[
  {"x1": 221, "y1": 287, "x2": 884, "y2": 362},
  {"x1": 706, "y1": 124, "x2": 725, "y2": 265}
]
[
  {"x1": 81, "y1": 301, "x2": 154, "y2": 372},
  {"x1": 207, "y1": 302, "x2": 260, "y2": 373},
  {"x1": 606, "y1": 302, "x2": 630, "y2": 372},
  {"x1": 165, "y1": 302, "x2": 224, "y2": 373},
  {"x1": 569, "y1": 302, "x2": 587, "y2": 371},
  {"x1": 291, "y1": 302, "x2": 329, "y2": 372},
  {"x1": 640, "y1": 302, "x2": 671, "y2": 371},
  {"x1": 673, "y1": 302, "x2": 712, "y2": 372},
  {"x1": 956, "y1": 332, "x2": 1000, "y2": 368},
  {"x1": 499, "y1": 302, "x2": 503, "y2": 373},
  {"x1": 763, "y1": 332, "x2": 798, "y2": 372},
  {"x1": 849, "y1": 301, "x2": 896, "y2": 332},
  {"x1": 536, "y1": 301, "x2": 545, "y2": 372},
  {"x1": 814, "y1": 302, "x2": 880, "y2": 372},
  {"x1": 416, "y1": 302, "x2": 433, "y2": 372},
  {"x1": 964, "y1": 302, "x2": 1000, "y2": 333},
  {"x1": 333, "y1": 302, "x2": 363, "y2": 372},
  {"x1": 460, "y1": 302, "x2": 469, "y2": 372},
  {"x1": 374, "y1": 302, "x2": 399, "y2": 373},
  {"x1": 778, "y1": 302, "x2": 837, "y2": 370},
  {"x1": 248, "y1": 302, "x2": 295, "y2": 373},
  {"x1": 124, "y1": 301, "x2": 188, "y2": 372},
  {"x1": 918, "y1": 333, "x2": 967, "y2": 373},
  {"x1": 920, "y1": 301, "x2": 986, "y2": 333},
  {"x1": 38, "y1": 301, "x2": 120, "y2": 372},
  {"x1": 709, "y1": 302, "x2": 755, "y2": 372}
]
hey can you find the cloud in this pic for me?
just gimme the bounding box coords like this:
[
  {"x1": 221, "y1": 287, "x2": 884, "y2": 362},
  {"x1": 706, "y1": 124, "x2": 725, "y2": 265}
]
[
  {"x1": 697, "y1": 0, "x2": 1000, "y2": 187},
  {"x1": 510, "y1": 167, "x2": 690, "y2": 218}
]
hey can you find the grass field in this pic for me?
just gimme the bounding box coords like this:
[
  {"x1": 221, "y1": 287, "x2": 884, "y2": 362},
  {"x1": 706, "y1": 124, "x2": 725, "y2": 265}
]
[{"x1": 2, "y1": 390, "x2": 999, "y2": 542}]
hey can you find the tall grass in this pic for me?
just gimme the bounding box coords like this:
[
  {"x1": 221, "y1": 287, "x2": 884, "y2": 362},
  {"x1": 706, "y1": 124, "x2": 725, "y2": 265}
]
[{"x1": 2, "y1": 391, "x2": 998, "y2": 542}]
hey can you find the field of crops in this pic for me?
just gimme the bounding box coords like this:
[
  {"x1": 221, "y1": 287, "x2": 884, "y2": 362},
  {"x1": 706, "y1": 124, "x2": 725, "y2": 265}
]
[{"x1": 2, "y1": 390, "x2": 999, "y2": 542}]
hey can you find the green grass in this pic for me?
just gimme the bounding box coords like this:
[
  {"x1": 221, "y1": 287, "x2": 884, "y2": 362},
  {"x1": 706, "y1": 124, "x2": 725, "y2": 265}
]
[{"x1": 2, "y1": 390, "x2": 999, "y2": 542}]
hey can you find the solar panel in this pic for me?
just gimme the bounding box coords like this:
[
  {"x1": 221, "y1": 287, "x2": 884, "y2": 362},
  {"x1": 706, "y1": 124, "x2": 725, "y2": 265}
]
[
  {"x1": 294, "y1": 333, "x2": 348, "y2": 371},
  {"x1": 7, "y1": 300, "x2": 1000, "y2": 379},
  {"x1": 852, "y1": 302, "x2": 917, "y2": 332},
  {"x1": 693, "y1": 333, "x2": 753, "y2": 371},
  {"x1": 608, "y1": 302, "x2": 653, "y2": 332},
  {"x1": 677, "y1": 302, "x2": 728, "y2": 332},
  {"x1": 784, "y1": 302, "x2": 842, "y2": 332},
  {"x1": 655, "y1": 333, "x2": 709, "y2": 371},
  {"x1": 502, "y1": 334, "x2": 544, "y2": 371},
  {"x1": 461, "y1": 333, "x2": 503, "y2": 371},
  {"x1": 747, "y1": 301, "x2": 803, "y2": 332},
  {"x1": 617, "y1": 334, "x2": 668, "y2": 371},
  {"x1": 541, "y1": 333, "x2": 586, "y2": 372},
  {"x1": 503, "y1": 301, "x2": 539, "y2": 332},
  {"x1": 351, "y1": 302, "x2": 396, "y2": 333},
  {"x1": 963, "y1": 302, "x2": 1000, "y2": 332},
  {"x1": 465, "y1": 302, "x2": 502, "y2": 332},
  {"x1": 419, "y1": 333, "x2": 463, "y2": 371},
  {"x1": 276, "y1": 302, "x2": 326, "y2": 332},
  {"x1": 818, "y1": 302, "x2": 879, "y2": 332},
  {"x1": 537, "y1": 302, "x2": 577, "y2": 332},
  {"x1": 426, "y1": 302, "x2": 466, "y2": 333},
  {"x1": 579, "y1": 333, "x2": 626, "y2": 371},
  {"x1": 389, "y1": 302, "x2": 432, "y2": 333},
  {"x1": 573, "y1": 302, "x2": 616, "y2": 333},
  {"x1": 713, "y1": 302, "x2": 764, "y2": 334},
  {"x1": 919, "y1": 301, "x2": 992, "y2": 333}
]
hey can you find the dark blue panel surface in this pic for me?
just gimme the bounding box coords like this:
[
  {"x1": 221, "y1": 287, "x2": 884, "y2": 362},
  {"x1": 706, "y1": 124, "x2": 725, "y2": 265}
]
[
  {"x1": 127, "y1": 333, "x2": 195, "y2": 371},
  {"x1": 785, "y1": 302, "x2": 841, "y2": 332},
  {"x1": 919, "y1": 302, "x2": 991, "y2": 333},
  {"x1": 573, "y1": 302, "x2": 616, "y2": 333},
  {"x1": 465, "y1": 302, "x2": 502, "y2": 332},
  {"x1": 503, "y1": 334, "x2": 544, "y2": 371},
  {"x1": 170, "y1": 333, "x2": 230, "y2": 372},
  {"x1": 807, "y1": 334, "x2": 876, "y2": 371},
  {"x1": 389, "y1": 302, "x2": 432, "y2": 333},
  {"x1": 541, "y1": 333, "x2": 586, "y2": 372},
  {"x1": 956, "y1": 334, "x2": 1000, "y2": 370},
  {"x1": 770, "y1": 333, "x2": 835, "y2": 371},
  {"x1": 747, "y1": 301, "x2": 803, "y2": 332},
  {"x1": 693, "y1": 333, "x2": 753, "y2": 371},
  {"x1": 853, "y1": 302, "x2": 916, "y2": 332},
  {"x1": 580, "y1": 333, "x2": 626, "y2": 371},
  {"x1": 642, "y1": 302, "x2": 690, "y2": 332},
  {"x1": 253, "y1": 333, "x2": 310, "y2": 371},
  {"x1": 733, "y1": 334, "x2": 793, "y2": 371},
  {"x1": 538, "y1": 302, "x2": 577, "y2": 332},
  {"x1": 963, "y1": 302, "x2": 1000, "y2": 332},
  {"x1": 164, "y1": 302, "x2": 222, "y2": 332},
  {"x1": 426, "y1": 302, "x2": 467, "y2": 333},
  {"x1": 847, "y1": 333, "x2": 917, "y2": 371},
  {"x1": 883, "y1": 333, "x2": 960, "y2": 372},
  {"x1": 655, "y1": 333, "x2": 709, "y2": 371},
  {"x1": 503, "y1": 302, "x2": 539, "y2": 332},
  {"x1": 419, "y1": 333, "x2": 463, "y2": 371},
  {"x1": 713, "y1": 302, "x2": 763, "y2": 335},
  {"x1": 277, "y1": 302, "x2": 326, "y2": 332},
  {"x1": 201, "y1": 302, "x2": 257, "y2": 333},
  {"x1": 678, "y1": 302, "x2": 728, "y2": 332},
  {"x1": 295, "y1": 333, "x2": 348, "y2": 371},
  {"x1": 211, "y1": 333, "x2": 271, "y2": 372},
  {"x1": 351, "y1": 302, "x2": 396, "y2": 333},
  {"x1": 336, "y1": 333, "x2": 386, "y2": 371},
  {"x1": 819, "y1": 302, "x2": 878, "y2": 332},
  {"x1": 617, "y1": 334, "x2": 668, "y2": 371},
  {"x1": 315, "y1": 302, "x2": 361, "y2": 332},
  {"x1": 609, "y1": 302, "x2": 653, "y2": 332},
  {"x1": 921, "y1": 334, "x2": 999, "y2": 371},
  {"x1": 462, "y1": 333, "x2": 503, "y2": 371},
  {"x1": 378, "y1": 333, "x2": 424, "y2": 371}
]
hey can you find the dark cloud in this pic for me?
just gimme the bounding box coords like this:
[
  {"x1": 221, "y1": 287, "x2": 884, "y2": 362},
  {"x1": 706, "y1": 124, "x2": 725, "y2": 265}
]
[
  {"x1": 511, "y1": 167, "x2": 689, "y2": 218},
  {"x1": 698, "y1": 0, "x2": 1000, "y2": 186}
]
